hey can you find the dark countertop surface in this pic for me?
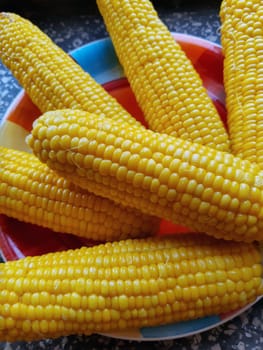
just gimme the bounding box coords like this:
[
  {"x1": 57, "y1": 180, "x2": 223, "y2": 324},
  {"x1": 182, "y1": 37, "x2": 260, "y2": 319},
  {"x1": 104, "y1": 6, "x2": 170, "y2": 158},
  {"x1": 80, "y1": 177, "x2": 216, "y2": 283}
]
[{"x1": 0, "y1": 1, "x2": 262, "y2": 349}]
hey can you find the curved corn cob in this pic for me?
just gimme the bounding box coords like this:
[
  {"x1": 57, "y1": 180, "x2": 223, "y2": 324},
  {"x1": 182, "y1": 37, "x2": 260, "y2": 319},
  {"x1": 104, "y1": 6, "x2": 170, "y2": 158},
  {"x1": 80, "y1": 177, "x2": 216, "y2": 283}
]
[
  {"x1": 0, "y1": 12, "x2": 141, "y2": 127},
  {"x1": 220, "y1": 0, "x2": 263, "y2": 165},
  {"x1": 0, "y1": 146, "x2": 158, "y2": 241},
  {"x1": 0, "y1": 234, "x2": 262, "y2": 341},
  {"x1": 96, "y1": 0, "x2": 230, "y2": 152},
  {"x1": 27, "y1": 109, "x2": 263, "y2": 242}
]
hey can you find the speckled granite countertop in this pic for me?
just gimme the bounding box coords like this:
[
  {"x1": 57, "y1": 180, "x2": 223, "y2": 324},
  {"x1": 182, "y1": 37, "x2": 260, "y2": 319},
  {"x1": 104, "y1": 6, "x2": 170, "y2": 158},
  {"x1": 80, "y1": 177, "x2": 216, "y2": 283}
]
[{"x1": 0, "y1": 1, "x2": 263, "y2": 349}]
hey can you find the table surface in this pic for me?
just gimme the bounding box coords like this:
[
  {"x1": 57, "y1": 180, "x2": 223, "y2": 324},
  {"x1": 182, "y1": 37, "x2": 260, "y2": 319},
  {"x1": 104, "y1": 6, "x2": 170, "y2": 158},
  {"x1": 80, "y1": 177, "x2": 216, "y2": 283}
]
[{"x1": 0, "y1": 1, "x2": 263, "y2": 349}]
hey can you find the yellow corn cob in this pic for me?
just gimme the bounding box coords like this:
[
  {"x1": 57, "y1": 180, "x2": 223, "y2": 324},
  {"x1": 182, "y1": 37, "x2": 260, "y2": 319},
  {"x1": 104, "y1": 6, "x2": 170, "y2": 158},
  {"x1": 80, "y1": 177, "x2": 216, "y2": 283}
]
[
  {"x1": 0, "y1": 12, "x2": 155, "y2": 241},
  {"x1": 220, "y1": 0, "x2": 263, "y2": 165},
  {"x1": 96, "y1": 0, "x2": 230, "y2": 152},
  {"x1": 0, "y1": 233, "x2": 262, "y2": 341},
  {"x1": 0, "y1": 146, "x2": 158, "y2": 241},
  {"x1": 27, "y1": 109, "x2": 263, "y2": 242},
  {"x1": 0, "y1": 12, "x2": 141, "y2": 127}
]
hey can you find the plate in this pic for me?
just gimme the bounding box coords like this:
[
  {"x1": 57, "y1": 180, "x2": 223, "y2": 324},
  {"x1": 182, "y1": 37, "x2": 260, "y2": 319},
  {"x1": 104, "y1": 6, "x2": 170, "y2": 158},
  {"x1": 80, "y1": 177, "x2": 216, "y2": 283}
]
[{"x1": 0, "y1": 33, "x2": 260, "y2": 341}]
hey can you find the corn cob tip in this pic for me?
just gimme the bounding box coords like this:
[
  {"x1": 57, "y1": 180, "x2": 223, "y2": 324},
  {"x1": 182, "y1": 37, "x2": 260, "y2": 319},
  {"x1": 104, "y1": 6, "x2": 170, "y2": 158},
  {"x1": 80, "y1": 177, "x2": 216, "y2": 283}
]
[
  {"x1": 0, "y1": 12, "x2": 21, "y2": 25},
  {"x1": 0, "y1": 12, "x2": 11, "y2": 18}
]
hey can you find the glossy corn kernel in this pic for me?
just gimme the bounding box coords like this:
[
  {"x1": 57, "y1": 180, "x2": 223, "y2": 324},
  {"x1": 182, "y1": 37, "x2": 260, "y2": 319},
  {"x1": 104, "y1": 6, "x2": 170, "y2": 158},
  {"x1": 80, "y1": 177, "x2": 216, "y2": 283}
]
[
  {"x1": 0, "y1": 146, "x2": 158, "y2": 241},
  {"x1": 27, "y1": 109, "x2": 263, "y2": 242},
  {"x1": 0, "y1": 233, "x2": 262, "y2": 341},
  {"x1": 220, "y1": 0, "x2": 263, "y2": 166},
  {"x1": 96, "y1": 0, "x2": 230, "y2": 151},
  {"x1": 0, "y1": 12, "x2": 141, "y2": 127}
]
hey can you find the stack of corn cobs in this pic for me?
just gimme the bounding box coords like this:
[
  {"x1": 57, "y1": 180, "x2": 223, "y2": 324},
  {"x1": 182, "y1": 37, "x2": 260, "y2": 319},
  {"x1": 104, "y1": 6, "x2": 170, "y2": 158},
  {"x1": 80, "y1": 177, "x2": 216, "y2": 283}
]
[{"x1": 0, "y1": 0, "x2": 263, "y2": 342}]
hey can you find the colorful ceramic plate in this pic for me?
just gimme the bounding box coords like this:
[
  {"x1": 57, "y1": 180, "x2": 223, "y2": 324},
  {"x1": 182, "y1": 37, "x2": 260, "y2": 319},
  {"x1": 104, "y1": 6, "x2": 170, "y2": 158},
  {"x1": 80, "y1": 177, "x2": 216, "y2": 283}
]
[{"x1": 0, "y1": 33, "x2": 261, "y2": 341}]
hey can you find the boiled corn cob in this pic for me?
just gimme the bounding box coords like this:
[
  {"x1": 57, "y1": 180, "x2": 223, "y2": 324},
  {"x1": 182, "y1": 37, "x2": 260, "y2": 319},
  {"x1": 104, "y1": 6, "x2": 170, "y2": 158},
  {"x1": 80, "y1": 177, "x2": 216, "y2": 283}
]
[
  {"x1": 0, "y1": 233, "x2": 262, "y2": 341},
  {"x1": 27, "y1": 109, "x2": 263, "y2": 242},
  {"x1": 0, "y1": 146, "x2": 158, "y2": 241},
  {"x1": 96, "y1": 0, "x2": 230, "y2": 151},
  {"x1": 220, "y1": 0, "x2": 263, "y2": 166},
  {"x1": 0, "y1": 12, "x2": 141, "y2": 127},
  {"x1": 0, "y1": 12, "x2": 155, "y2": 240}
]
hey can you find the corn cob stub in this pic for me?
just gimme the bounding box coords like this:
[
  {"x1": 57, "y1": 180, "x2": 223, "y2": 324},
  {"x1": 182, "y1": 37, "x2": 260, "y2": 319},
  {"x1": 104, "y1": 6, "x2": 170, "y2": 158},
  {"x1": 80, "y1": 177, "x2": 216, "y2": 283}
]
[
  {"x1": 0, "y1": 12, "x2": 141, "y2": 127},
  {"x1": 27, "y1": 109, "x2": 263, "y2": 243},
  {"x1": 0, "y1": 146, "x2": 158, "y2": 241},
  {"x1": 96, "y1": 0, "x2": 230, "y2": 152},
  {"x1": 220, "y1": 0, "x2": 263, "y2": 166},
  {"x1": 0, "y1": 233, "x2": 262, "y2": 341}
]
